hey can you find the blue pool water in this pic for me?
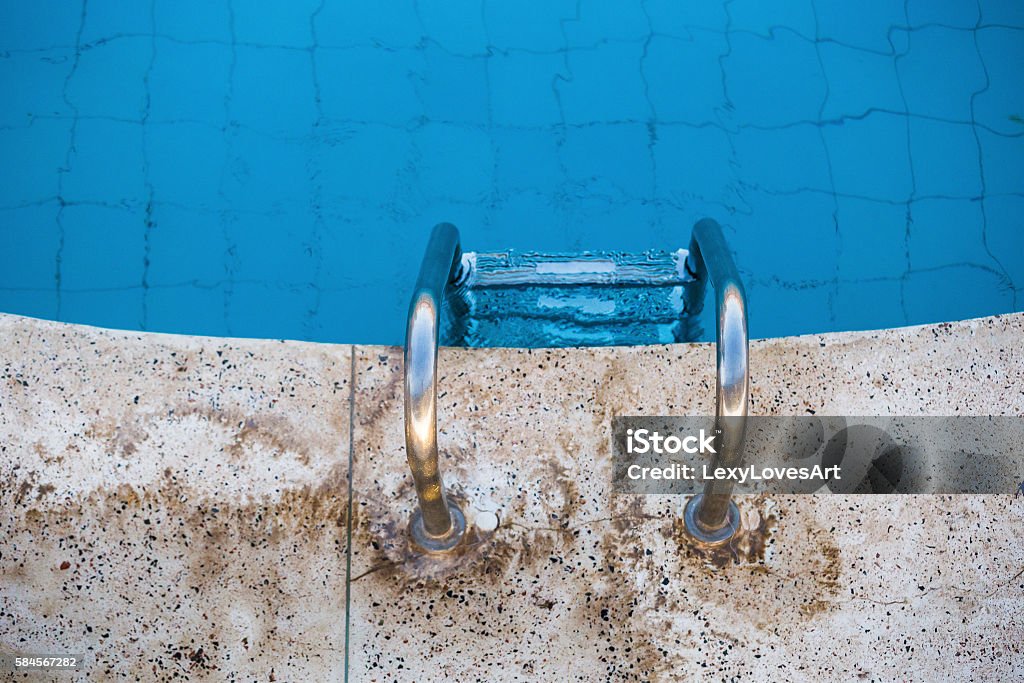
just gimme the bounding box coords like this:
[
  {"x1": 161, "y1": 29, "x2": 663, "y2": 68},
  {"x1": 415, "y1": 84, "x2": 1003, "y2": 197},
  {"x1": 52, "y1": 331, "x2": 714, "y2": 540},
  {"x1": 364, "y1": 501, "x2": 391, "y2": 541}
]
[{"x1": 1, "y1": 2, "x2": 1022, "y2": 345}]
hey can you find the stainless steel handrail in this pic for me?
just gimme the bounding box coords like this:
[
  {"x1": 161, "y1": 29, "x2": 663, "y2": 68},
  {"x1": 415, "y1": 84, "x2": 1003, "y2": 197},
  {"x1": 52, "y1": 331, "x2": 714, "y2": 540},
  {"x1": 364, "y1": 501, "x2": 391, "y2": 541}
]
[
  {"x1": 403, "y1": 219, "x2": 747, "y2": 551},
  {"x1": 681, "y1": 218, "x2": 750, "y2": 544},
  {"x1": 404, "y1": 223, "x2": 466, "y2": 552}
]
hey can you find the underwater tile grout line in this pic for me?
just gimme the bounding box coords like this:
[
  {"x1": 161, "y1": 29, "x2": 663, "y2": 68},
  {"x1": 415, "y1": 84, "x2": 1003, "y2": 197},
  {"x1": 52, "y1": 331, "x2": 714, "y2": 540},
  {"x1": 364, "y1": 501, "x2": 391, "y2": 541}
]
[{"x1": 401, "y1": 218, "x2": 751, "y2": 554}]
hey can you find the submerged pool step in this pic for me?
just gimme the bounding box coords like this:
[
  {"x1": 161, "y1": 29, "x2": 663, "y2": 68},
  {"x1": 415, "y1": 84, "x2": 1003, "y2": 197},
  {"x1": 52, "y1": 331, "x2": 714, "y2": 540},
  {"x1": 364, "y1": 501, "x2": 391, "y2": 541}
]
[{"x1": 442, "y1": 249, "x2": 701, "y2": 348}]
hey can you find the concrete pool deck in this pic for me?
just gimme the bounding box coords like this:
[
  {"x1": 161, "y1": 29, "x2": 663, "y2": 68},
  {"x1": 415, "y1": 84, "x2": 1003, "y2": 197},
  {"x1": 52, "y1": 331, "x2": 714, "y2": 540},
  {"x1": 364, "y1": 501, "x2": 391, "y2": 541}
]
[{"x1": 1, "y1": 311, "x2": 1022, "y2": 680}]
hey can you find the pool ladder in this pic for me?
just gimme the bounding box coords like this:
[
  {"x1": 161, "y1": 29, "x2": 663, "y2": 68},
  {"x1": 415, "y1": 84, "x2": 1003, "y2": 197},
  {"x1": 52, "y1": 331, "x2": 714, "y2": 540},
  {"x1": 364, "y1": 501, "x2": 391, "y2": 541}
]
[{"x1": 404, "y1": 220, "x2": 749, "y2": 552}]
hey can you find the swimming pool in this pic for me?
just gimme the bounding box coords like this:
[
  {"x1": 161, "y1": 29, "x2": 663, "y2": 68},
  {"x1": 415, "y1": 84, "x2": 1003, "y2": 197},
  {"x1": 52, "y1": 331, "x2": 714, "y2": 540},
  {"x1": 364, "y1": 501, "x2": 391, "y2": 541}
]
[{"x1": 1, "y1": 1, "x2": 1021, "y2": 345}]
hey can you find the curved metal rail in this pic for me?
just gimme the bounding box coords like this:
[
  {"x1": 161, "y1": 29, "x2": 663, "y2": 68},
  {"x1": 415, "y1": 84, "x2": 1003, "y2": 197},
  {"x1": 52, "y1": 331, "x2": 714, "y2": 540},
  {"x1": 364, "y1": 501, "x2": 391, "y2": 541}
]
[
  {"x1": 681, "y1": 218, "x2": 750, "y2": 544},
  {"x1": 402, "y1": 218, "x2": 748, "y2": 551},
  {"x1": 404, "y1": 223, "x2": 466, "y2": 552}
]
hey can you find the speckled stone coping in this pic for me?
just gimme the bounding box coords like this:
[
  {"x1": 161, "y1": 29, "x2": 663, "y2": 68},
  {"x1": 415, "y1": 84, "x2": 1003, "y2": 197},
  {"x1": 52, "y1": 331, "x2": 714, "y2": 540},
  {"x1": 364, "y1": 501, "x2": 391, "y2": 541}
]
[
  {"x1": 2, "y1": 312, "x2": 1023, "y2": 681},
  {"x1": 0, "y1": 315, "x2": 352, "y2": 680}
]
